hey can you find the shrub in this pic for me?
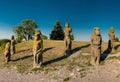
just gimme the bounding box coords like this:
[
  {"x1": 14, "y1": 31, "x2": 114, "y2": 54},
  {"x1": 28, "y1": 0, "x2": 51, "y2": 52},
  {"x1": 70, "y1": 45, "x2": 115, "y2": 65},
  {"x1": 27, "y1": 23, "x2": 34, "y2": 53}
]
[{"x1": 0, "y1": 39, "x2": 10, "y2": 50}]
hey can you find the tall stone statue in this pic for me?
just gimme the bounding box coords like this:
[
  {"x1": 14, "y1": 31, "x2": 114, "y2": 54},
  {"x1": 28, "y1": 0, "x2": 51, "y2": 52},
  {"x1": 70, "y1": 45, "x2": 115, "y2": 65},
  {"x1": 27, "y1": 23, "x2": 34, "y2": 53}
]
[
  {"x1": 108, "y1": 27, "x2": 115, "y2": 51},
  {"x1": 11, "y1": 35, "x2": 15, "y2": 55},
  {"x1": 33, "y1": 31, "x2": 43, "y2": 68},
  {"x1": 64, "y1": 22, "x2": 72, "y2": 56},
  {"x1": 4, "y1": 42, "x2": 11, "y2": 63},
  {"x1": 90, "y1": 27, "x2": 102, "y2": 66}
]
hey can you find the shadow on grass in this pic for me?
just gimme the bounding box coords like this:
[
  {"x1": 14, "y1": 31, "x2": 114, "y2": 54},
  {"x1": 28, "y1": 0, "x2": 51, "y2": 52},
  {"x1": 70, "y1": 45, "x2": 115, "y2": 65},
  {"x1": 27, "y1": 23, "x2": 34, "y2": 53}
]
[
  {"x1": 114, "y1": 44, "x2": 120, "y2": 50},
  {"x1": 43, "y1": 44, "x2": 90, "y2": 66},
  {"x1": 101, "y1": 43, "x2": 120, "y2": 61},
  {"x1": 12, "y1": 47, "x2": 54, "y2": 62},
  {"x1": 12, "y1": 55, "x2": 33, "y2": 61},
  {"x1": 71, "y1": 44, "x2": 90, "y2": 55},
  {"x1": 43, "y1": 47, "x2": 54, "y2": 52},
  {"x1": 16, "y1": 48, "x2": 32, "y2": 54},
  {"x1": 42, "y1": 55, "x2": 68, "y2": 66},
  {"x1": 101, "y1": 40, "x2": 112, "y2": 61},
  {"x1": 100, "y1": 48, "x2": 112, "y2": 61}
]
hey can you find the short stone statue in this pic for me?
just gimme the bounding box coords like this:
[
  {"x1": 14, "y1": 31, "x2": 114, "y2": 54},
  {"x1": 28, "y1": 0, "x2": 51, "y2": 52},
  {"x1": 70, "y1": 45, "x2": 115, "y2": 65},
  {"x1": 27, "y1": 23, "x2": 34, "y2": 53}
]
[
  {"x1": 90, "y1": 27, "x2": 102, "y2": 66},
  {"x1": 33, "y1": 31, "x2": 43, "y2": 68},
  {"x1": 64, "y1": 22, "x2": 72, "y2": 56}
]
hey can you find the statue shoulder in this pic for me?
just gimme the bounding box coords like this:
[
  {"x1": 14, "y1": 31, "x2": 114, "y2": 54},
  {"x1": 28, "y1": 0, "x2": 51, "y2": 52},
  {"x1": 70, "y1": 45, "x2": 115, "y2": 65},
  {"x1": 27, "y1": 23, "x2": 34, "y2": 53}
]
[
  {"x1": 69, "y1": 27, "x2": 72, "y2": 31},
  {"x1": 64, "y1": 27, "x2": 67, "y2": 31}
]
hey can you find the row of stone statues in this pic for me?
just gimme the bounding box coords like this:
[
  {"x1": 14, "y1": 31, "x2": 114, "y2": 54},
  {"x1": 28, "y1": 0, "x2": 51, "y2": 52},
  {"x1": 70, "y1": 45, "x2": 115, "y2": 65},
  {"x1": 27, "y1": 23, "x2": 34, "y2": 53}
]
[
  {"x1": 4, "y1": 22, "x2": 116, "y2": 68},
  {"x1": 4, "y1": 35, "x2": 15, "y2": 63},
  {"x1": 32, "y1": 22, "x2": 72, "y2": 68},
  {"x1": 90, "y1": 27, "x2": 116, "y2": 66}
]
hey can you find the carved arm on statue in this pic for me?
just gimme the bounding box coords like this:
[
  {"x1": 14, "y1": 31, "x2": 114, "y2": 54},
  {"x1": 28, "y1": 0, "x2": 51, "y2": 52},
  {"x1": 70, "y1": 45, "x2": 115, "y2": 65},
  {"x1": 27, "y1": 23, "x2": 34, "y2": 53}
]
[
  {"x1": 90, "y1": 36, "x2": 94, "y2": 46},
  {"x1": 34, "y1": 48, "x2": 43, "y2": 56}
]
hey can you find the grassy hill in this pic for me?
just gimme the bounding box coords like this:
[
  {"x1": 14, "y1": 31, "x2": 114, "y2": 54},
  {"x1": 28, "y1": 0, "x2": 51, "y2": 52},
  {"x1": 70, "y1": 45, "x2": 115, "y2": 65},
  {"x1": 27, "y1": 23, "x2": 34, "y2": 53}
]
[{"x1": 0, "y1": 40, "x2": 120, "y2": 74}]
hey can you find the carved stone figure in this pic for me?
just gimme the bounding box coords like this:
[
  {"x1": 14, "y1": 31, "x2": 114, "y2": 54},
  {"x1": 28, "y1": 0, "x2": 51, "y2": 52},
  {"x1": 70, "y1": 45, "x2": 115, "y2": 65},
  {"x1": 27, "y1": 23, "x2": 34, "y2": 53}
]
[
  {"x1": 11, "y1": 35, "x2": 15, "y2": 55},
  {"x1": 64, "y1": 22, "x2": 72, "y2": 56},
  {"x1": 4, "y1": 42, "x2": 11, "y2": 63},
  {"x1": 108, "y1": 27, "x2": 115, "y2": 50},
  {"x1": 90, "y1": 27, "x2": 102, "y2": 66},
  {"x1": 33, "y1": 31, "x2": 43, "y2": 68}
]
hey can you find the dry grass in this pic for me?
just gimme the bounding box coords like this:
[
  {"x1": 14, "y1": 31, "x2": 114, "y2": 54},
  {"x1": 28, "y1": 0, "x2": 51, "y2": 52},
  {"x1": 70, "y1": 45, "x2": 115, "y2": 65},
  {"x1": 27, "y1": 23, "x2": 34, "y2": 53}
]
[{"x1": 0, "y1": 40, "x2": 120, "y2": 73}]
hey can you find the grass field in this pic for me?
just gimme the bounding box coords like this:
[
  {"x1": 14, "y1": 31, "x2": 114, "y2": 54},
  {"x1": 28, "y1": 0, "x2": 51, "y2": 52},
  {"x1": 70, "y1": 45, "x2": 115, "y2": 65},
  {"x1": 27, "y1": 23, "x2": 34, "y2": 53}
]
[{"x1": 0, "y1": 40, "x2": 120, "y2": 74}]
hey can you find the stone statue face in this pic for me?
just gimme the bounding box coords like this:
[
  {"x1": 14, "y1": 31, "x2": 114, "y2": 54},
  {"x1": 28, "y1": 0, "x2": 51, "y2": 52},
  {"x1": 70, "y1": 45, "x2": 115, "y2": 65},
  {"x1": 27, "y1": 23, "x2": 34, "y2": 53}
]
[
  {"x1": 35, "y1": 35, "x2": 40, "y2": 41},
  {"x1": 94, "y1": 27, "x2": 100, "y2": 36},
  {"x1": 11, "y1": 35, "x2": 14, "y2": 40},
  {"x1": 7, "y1": 42, "x2": 11, "y2": 46},
  {"x1": 34, "y1": 32, "x2": 40, "y2": 41},
  {"x1": 109, "y1": 27, "x2": 114, "y2": 33}
]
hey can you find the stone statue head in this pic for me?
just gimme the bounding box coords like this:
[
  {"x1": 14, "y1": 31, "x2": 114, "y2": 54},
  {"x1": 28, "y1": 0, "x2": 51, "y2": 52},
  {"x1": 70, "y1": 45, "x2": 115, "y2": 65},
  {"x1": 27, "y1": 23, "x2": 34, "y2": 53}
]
[
  {"x1": 93, "y1": 27, "x2": 100, "y2": 36},
  {"x1": 109, "y1": 27, "x2": 114, "y2": 33},
  {"x1": 65, "y1": 22, "x2": 69, "y2": 28},
  {"x1": 11, "y1": 35, "x2": 14, "y2": 40},
  {"x1": 34, "y1": 31, "x2": 41, "y2": 41},
  {"x1": 6, "y1": 42, "x2": 11, "y2": 46}
]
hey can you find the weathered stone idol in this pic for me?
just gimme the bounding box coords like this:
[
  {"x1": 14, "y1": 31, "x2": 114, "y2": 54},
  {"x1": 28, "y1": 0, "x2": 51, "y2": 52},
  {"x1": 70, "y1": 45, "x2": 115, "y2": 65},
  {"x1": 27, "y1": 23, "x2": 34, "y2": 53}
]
[
  {"x1": 4, "y1": 42, "x2": 11, "y2": 63},
  {"x1": 64, "y1": 22, "x2": 72, "y2": 56},
  {"x1": 33, "y1": 31, "x2": 43, "y2": 68},
  {"x1": 90, "y1": 27, "x2": 102, "y2": 66},
  {"x1": 11, "y1": 35, "x2": 15, "y2": 55},
  {"x1": 108, "y1": 27, "x2": 115, "y2": 50}
]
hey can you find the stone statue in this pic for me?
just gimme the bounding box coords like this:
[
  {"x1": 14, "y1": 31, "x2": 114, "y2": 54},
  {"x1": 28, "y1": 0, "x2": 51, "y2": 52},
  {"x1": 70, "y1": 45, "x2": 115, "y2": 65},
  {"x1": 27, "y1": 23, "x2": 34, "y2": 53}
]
[
  {"x1": 4, "y1": 42, "x2": 11, "y2": 63},
  {"x1": 90, "y1": 27, "x2": 102, "y2": 66},
  {"x1": 11, "y1": 35, "x2": 15, "y2": 55},
  {"x1": 108, "y1": 27, "x2": 115, "y2": 50},
  {"x1": 33, "y1": 31, "x2": 43, "y2": 68},
  {"x1": 64, "y1": 22, "x2": 72, "y2": 56}
]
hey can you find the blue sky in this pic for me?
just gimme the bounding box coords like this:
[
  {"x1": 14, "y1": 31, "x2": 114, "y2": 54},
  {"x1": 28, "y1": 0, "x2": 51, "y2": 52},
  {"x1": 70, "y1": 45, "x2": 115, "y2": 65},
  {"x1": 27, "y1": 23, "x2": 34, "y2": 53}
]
[{"x1": 0, "y1": 0, "x2": 120, "y2": 41}]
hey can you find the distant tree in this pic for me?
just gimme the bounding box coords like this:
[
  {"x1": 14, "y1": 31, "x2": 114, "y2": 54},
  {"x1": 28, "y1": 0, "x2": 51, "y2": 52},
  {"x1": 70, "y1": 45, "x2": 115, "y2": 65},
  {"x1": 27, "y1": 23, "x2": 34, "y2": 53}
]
[
  {"x1": 50, "y1": 21, "x2": 64, "y2": 40},
  {"x1": 41, "y1": 35, "x2": 48, "y2": 40},
  {"x1": 14, "y1": 19, "x2": 38, "y2": 42},
  {"x1": 115, "y1": 37, "x2": 119, "y2": 42},
  {"x1": 70, "y1": 34, "x2": 74, "y2": 40},
  {"x1": 36, "y1": 29, "x2": 42, "y2": 35},
  {"x1": 13, "y1": 25, "x2": 24, "y2": 43}
]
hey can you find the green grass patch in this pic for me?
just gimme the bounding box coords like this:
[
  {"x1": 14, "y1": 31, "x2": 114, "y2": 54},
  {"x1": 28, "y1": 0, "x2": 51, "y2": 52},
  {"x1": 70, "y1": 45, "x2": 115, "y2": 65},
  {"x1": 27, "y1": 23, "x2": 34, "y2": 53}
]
[
  {"x1": 80, "y1": 72, "x2": 86, "y2": 78},
  {"x1": 63, "y1": 77, "x2": 70, "y2": 82},
  {"x1": 85, "y1": 61, "x2": 92, "y2": 66},
  {"x1": 108, "y1": 56, "x2": 120, "y2": 60},
  {"x1": 32, "y1": 67, "x2": 43, "y2": 71},
  {"x1": 100, "y1": 60, "x2": 105, "y2": 65}
]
